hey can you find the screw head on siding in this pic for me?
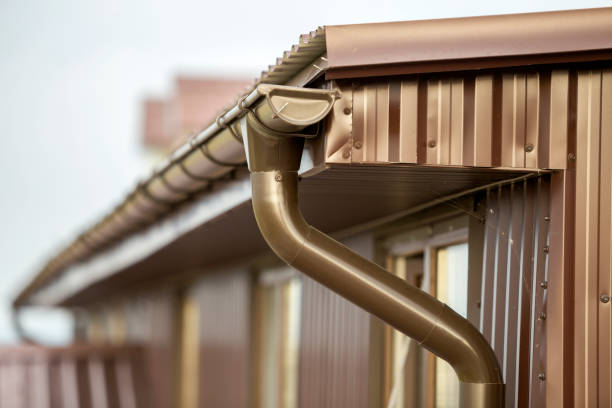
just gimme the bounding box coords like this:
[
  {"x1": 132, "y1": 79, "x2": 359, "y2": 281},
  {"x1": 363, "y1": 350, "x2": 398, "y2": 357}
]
[
  {"x1": 601, "y1": 294, "x2": 611, "y2": 304},
  {"x1": 544, "y1": 216, "x2": 551, "y2": 222},
  {"x1": 428, "y1": 140, "x2": 437, "y2": 148},
  {"x1": 540, "y1": 281, "x2": 548, "y2": 289},
  {"x1": 274, "y1": 173, "x2": 283, "y2": 182},
  {"x1": 525, "y1": 143, "x2": 534, "y2": 152},
  {"x1": 539, "y1": 312, "x2": 547, "y2": 321},
  {"x1": 343, "y1": 107, "x2": 352, "y2": 115},
  {"x1": 354, "y1": 141, "x2": 362, "y2": 149},
  {"x1": 568, "y1": 152, "x2": 576, "y2": 160},
  {"x1": 543, "y1": 245, "x2": 550, "y2": 253},
  {"x1": 538, "y1": 373, "x2": 546, "y2": 381}
]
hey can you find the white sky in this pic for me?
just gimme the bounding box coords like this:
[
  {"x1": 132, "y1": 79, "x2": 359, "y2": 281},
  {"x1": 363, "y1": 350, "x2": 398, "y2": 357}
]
[{"x1": 0, "y1": 0, "x2": 606, "y2": 344}]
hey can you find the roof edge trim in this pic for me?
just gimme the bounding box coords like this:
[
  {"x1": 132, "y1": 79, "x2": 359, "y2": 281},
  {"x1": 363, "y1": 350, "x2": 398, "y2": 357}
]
[{"x1": 326, "y1": 7, "x2": 612, "y2": 78}]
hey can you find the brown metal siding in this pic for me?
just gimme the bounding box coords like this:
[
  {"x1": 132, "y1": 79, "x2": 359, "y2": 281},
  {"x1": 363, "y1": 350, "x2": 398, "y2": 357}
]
[
  {"x1": 298, "y1": 275, "x2": 371, "y2": 408},
  {"x1": 479, "y1": 176, "x2": 550, "y2": 408},
  {"x1": 598, "y1": 68, "x2": 612, "y2": 408},
  {"x1": 329, "y1": 69, "x2": 574, "y2": 170},
  {"x1": 572, "y1": 68, "x2": 612, "y2": 408},
  {"x1": 191, "y1": 270, "x2": 252, "y2": 408},
  {"x1": 298, "y1": 235, "x2": 375, "y2": 408}
]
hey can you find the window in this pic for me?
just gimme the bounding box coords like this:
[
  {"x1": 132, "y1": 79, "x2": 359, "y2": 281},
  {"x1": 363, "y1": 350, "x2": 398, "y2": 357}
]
[{"x1": 434, "y1": 242, "x2": 468, "y2": 408}]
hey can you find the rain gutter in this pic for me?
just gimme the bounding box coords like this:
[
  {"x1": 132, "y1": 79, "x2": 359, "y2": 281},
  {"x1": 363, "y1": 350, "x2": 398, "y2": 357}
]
[{"x1": 14, "y1": 30, "x2": 327, "y2": 307}]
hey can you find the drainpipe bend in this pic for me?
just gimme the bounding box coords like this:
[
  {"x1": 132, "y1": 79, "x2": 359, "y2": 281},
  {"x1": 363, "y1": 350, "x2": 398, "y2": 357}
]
[{"x1": 242, "y1": 85, "x2": 504, "y2": 407}]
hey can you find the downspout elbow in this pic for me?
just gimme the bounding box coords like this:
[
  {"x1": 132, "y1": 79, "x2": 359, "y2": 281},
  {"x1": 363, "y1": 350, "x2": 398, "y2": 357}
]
[{"x1": 249, "y1": 170, "x2": 311, "y2": 265}]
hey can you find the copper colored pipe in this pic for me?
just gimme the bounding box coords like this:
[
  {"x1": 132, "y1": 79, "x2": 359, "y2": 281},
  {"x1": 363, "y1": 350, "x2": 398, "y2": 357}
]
[
  {"x1": 250, "y1": 170, "x2": 503, "y2": 406},
  {"x1": 241, "y1": 86, "x2": 504, "y2": 407}
]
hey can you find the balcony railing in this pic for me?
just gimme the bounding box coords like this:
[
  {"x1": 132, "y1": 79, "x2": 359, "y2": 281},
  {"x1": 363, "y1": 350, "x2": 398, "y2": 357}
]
[{"x1": 0, "y1": 344, "x2": 149, "y2": 408}]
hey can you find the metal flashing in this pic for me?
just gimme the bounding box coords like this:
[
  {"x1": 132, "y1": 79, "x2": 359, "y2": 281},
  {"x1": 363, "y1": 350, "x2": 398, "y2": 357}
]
[{"x1": 325, "y1": 8, "x2": 612, "y2": 79}]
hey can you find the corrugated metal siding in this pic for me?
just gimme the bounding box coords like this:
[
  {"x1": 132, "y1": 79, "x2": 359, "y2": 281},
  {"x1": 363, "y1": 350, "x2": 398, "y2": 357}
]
[
  {"x1": 329, "y1": 69, "x2": 573, "y2": 170},
  {"x1": 0, "y1": 345, "x2": 149, "y2": 408},
  {"x1": 479, "y1": 175, "x2": 550, "y2": 408},
  {"x1": 191, "y1": 270, "x2": 252, "y2": 408},
  {"x1": 298, "y1": 275, "x2": 371, "y2": 408},
  {"x1": 573, "y1": 67, "x2": 612, "y2": 408},
  {"x1": 297, "y1": 234, "x2": 376, "y2": 408}
]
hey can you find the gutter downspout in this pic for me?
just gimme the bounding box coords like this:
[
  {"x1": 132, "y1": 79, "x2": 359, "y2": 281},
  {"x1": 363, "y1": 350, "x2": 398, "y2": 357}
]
[{"x1": 241, "y1": 85, "x2": 504, "y2": 407}]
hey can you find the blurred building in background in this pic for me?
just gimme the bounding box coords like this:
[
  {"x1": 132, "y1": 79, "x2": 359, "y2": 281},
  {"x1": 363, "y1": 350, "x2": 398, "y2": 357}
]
[
  {"x1": 142, "y1": 77, "x2": 251, "y2": 153},
  {"x1": 5, "y1": 8, "x2": 612, "y2": 408}
]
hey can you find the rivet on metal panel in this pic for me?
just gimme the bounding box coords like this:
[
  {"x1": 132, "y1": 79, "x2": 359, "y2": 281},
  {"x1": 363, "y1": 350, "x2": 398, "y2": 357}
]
[
  {"x1": 544, "y1": 216, "x2": 551, "y2": 222},
  {"x1": 274, "y1": 173, "x2": 283, "y2": 182},
  {"x1": 525, "y1": 143, "x2": 534, "y2": 152},
  {"x1": 354, "y1": 141, "x2": 362, "y2": 149},
  {"x1": 568, "y1": 152, "x2": 576, "y2": 160},
  {"x1": 342, "y1": 149, "x2": 351, "y2": 159},
  {"x1": 538, "y1": 373, "x2": 546, "y2": 381},
  {"x1": 600, "y1": 294, "x2": 611, "y2": 304},
  {"x1": 428, "y1": 140, "x2": 437, "y2": 148},
  {"x1": 540, "y1": 281, "x2": 548, "y2": 289},
  {"x1": 343, "y1": 107, "x2": 352, "y2": 115},
  {"x1": 539, "y1": 312, "x2": 547, "y2": 321},
  {"x1": 543, "y1": 245, "x2": 550, "y2": 253}
]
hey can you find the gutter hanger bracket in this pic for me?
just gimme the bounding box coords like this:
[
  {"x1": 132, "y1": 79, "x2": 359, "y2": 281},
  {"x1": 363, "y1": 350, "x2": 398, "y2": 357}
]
[{"x1": 241, "y1": 84, "x2": 504, "y2": 408}]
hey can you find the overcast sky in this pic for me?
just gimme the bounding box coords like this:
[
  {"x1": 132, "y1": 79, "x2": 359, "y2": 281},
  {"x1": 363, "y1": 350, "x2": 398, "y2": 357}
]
[{"x1": 0, "y1": 0, "x2": 606, "y2": 344}]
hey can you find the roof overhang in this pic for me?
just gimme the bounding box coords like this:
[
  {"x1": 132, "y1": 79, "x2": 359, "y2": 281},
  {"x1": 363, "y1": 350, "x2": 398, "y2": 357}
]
[
  {"x1": 35, "y1": 165, "x2": 532, "y2": 306},
  {"x1": 16, "y1": 7, "x2": 612, "y2": 307}
]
